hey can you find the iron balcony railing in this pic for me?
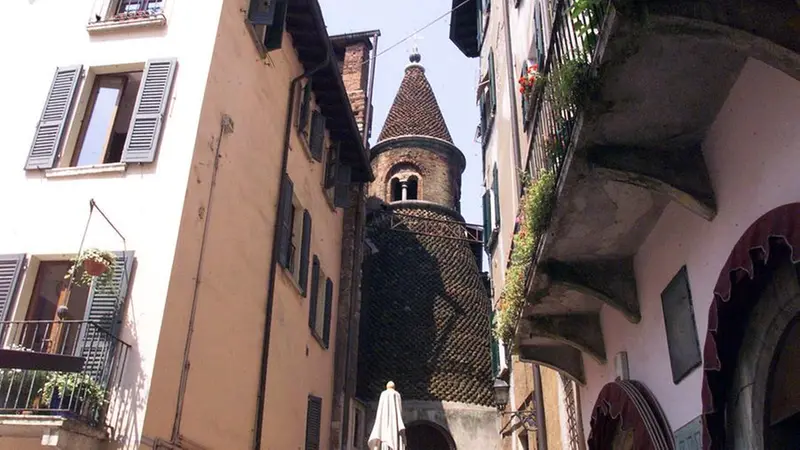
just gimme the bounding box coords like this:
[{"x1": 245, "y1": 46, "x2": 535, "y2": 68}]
[
  {"x1": 0, "y1": 320, "x2": 130, "y2": 425},
  {"x1": 526, "y1": 0, "x2": 607, "y2": 179}
]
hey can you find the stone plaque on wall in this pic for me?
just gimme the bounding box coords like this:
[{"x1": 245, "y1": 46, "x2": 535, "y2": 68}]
[
  {"x1": 674, "y1": 415, "x2": 702, "y2": 450},
  {"x1": 661, "y1": 265, "x2": 702, "y2": 384}
]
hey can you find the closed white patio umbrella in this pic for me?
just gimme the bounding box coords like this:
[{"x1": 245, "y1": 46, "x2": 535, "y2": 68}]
[{"x1": 368, "y1": 381, "x2": 406, "y2": 450}]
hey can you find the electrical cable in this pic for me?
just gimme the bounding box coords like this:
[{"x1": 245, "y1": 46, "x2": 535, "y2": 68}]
[{"x1": 359, "y1": 0, "x2": 472, "y2": 66}]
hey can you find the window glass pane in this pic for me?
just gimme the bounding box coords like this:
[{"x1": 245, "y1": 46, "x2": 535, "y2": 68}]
[{"x1": 75, "y1": 79, "x2": 122, "y2": 166}]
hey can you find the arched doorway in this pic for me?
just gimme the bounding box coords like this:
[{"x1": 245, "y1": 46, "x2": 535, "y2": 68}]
[
  {"x1": 405, "y1": 421, "x2": 455, "y2": 450},
  {"x1": 700, "y1": 203, "x2": 800, "y2": 450},
  {"x1": 587, "y1": 380, "x2": 674, "y2": 450}
]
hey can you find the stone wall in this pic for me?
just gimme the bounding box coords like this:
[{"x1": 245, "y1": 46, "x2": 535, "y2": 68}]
[{"x1": 363, "y1": 400, "x2": 498, "y2": 450}]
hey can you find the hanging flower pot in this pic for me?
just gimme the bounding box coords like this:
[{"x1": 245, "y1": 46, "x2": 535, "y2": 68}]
[
  {"x1": 83, "y1": 259, "x2": 109, "y2": 276},
  {"x1": 65, "y1": 248, "x2": 117, "y2": 292}
]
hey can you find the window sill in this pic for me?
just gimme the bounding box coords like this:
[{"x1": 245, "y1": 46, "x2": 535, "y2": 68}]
[
  {"x1": 311, "y1": 330, "x2": 328, "y2": 350},
  {"x1": 279, "y1": 264, "x2": 305, "y2": 297},
  {"x1": 45, "y1": 163, "x2": 127, "y2": 179},
  {"x1": 86, "y1": 15, "x2": 167, "y2": 34}
]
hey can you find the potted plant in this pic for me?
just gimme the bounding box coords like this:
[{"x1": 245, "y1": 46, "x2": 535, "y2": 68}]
[
  {"x1": 65, "y1": 249, "x2": 117, "y2": 291},
  {"x1": 519, "y1": 64, "x2": 546, "y2": 104},
  {"x1": 39, "y1": 373, "x2": 108, "y2": 421}
]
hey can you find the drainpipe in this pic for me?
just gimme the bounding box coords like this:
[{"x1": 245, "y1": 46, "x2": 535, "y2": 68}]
[
  {"x1": 339, "y1": 30, "x2": 379, "y2": 450},
  {"x1": 253, "y1": 48, "x2": 332, "y2": 450},
  {"x1": 502, "y1": 0, "x2": 523, "y2": 199},
  {"x1": 533, "y1": 365, "x2": 548, "y2": 450}
]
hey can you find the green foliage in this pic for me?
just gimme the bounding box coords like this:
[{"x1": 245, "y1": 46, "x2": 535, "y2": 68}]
[
  {"x1": 65, "y1": 248, "x2": 117, "y2": 291},
  {"x1": 40, "y1": 372, "x2": 108, "y2": 410},
  {"x1": 570, "y1": 0, "x2": 605, "y2": 53},
  {"x1": 494, "y1": 170, "x2": 557, "y2": 344},
  {"x1": 547, "y1": 59, "x2": 597, "y2": 113}
]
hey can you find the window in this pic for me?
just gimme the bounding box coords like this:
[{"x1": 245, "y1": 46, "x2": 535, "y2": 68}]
[
  {"x1": 114, "y1": 0, "x2": 164, "y2": 15},
  {"x1": 309, "y1": 110, "x2": 326, "y2": 162},
  {"x1": 492, "y1": 164, "x2": 500, "y2": 228},
  {"x1": 323, "y1": 142, "x2": 339, "y2": 203},
  {"x1": 73, "y1": 72, "x2": 141, "y2": 166},
  {"x1": 390, "y1": 178, "x2": 402, "y2": 202},
  {"x1": 479, "y1": 51, "x2": 497, "y2": 149},
  {"x1": 406, "y1": 176, "x2": 419, "y2": 200},
  {"x1": 25, "y1": 60, "x2": 177, "y2": 170},
  {"x1": 247, "y1": 0, "x2": 288, "y2": 53},
  {"x1": 277, "y1": 174, "x2": 312, "y2": 294},
  {"x1": 308, "y1": 256, "x2": 333, "y2": 348},
  {"x1": 298, "y1": 81, "x2": 312, "y2": 136},
  {"x1": 0, "y1": 252, "x2": 134, "y2": 406},
  {"x1": 349, "y1": 403, "x2": 366, "y2": 450}
]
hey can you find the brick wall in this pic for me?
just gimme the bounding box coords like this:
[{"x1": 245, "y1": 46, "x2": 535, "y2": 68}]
[
  {"x1": 369, "y1": 145, "x2": 461, "y2": 209},
  {"x1": 331, "y1": 37, "x2": 372, "y2": 450}
]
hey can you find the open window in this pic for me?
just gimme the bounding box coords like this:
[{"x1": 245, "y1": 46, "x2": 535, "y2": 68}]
[
  {"x1": 25, "y1": 60, "x2": 177, "y2": 170},
  {"x1": 247, "y1": 0, "x2": 288, "y2": 53},
  {"x1": 308, "y1": 256, "x2": 333, "y2": 348}
]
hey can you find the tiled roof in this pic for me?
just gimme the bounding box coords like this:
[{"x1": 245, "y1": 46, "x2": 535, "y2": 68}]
[
  {"x1": 357, "y1": 205, "x2": 493, "y2": 406},
  {"x1": 377, "y1": 64, "x2": 454, "y2": 143}
]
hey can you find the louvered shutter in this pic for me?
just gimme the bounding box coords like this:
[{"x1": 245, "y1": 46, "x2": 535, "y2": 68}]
[
  {"x1": 482, "y1": 191, "x2": 491, "y2": 245},
  {"x1": 492, "y1": 165, "x2": 501, "y2": 227},
  {"x1": 25, "y1": 66, "x2": 82, "y2": 170},
  {"x1": 247, "y1": 0, "x2": 278, "y2": 25},
  {"x1": 476, "y1": 1, "x2": 484, "y2": 44},
  {"x1": 308, "y1": 256, "x2": 320, "y2": 329},
  {"x1": 121, "y1": 59, "x2": 177, "y2": 164},
  {"x1": 305, "y1": 395, "x2": 322, "y2": 450},
  {"x1": 534, "y1": 4, "x2": 545, "y2": 65},
  {"x1": 333, "y1": 165, "x2": 352, "y2": 208},
  {"x1": 488, "y1": 52, "x2": 497, "y2": 113},
  {"x1": 309, "y1": 111, "x2": 325, "y2": 162},
  {"x1": 81, "y1": 251, "x2": 134, "y2": 383},
  {"x1": 263, "y1": 0, "x2": 287, "y2": 50},
  {"x1": 322, "y1": 278, "x2": 333, "y2": 348},
  {"x1": 298, "y1": 81, "x2": 312, "y2": 132},
  {"x1": 277, "y1": 174, "x2": 294, "y2": 269},
  {"x1": 323, "y1": 142, "x2": 339, "y2": 189},
  {"x1": 479, "y1": 93, "x2": 488, "y2": 151},
  {"x1": 298, "y1": 210, "x2": 312, "y2": 297},
  {"x1": 0, "y1": 255, "x2": 25, "y2": 324}
]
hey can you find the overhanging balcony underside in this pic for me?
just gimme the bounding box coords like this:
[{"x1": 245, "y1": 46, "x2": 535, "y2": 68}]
[{"x1": 516, "y1": 0, "x2": 800, "y2": 381}]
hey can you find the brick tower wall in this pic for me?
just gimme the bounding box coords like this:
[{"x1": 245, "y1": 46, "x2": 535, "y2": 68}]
[{"x1": 369, "y1": 142, "x2": 463, "y2": 210}]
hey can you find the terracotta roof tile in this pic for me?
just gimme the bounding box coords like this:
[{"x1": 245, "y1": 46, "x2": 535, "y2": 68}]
[
  {"x1": 377, "y1": 65, "x2": 453, "y2": 143},
  {"x1": 356, "y1": 206, "x2": 493, "y2": 406}
]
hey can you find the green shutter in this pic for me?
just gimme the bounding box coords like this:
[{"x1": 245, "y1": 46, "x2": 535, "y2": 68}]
[
  {"x1": 263, "y1": 0, "x2": 287, "y2": 50},
  {"x1": 309, "y1": 110, "x2": 325, "y2": 162},
  {"x1": 333, "y1": 165, "x2": 352, "y2": 208},
  {"x1": 247, "y1": 0, "x2": 277, "y2": 25},
  {"x1": 322, "y1": 278, "x2": 333, "y2": 348},
  {"x1": 488, "y1": 52, "x2": 497, "y2": 114},
  {"x1": 81, "y1": 251, "x2": 134, "y2": 383},
  {"x1": 476, "y1": 0, "x2": 484, "y2": 44},
  {"x1": 324, "y1": 142, "x2": 339, "y2": 189},
  {"x1": 121, "y1": 58, "x2": 177, "y2": 164},
  {"x1": 0, "y1": 254, "x2": 25, "y2": 323},
  {"x1": 482, "y1": 191, "x2": 491, "y2": 244},
  {"x1": 305, "y1": 395, "x2": 322, "y2": 450},
  {"x1": 298, "y1": 210, "x2": 312, "y2": 297},
  {"x1": 298, "y1": 81, "x2": 312, "y2": 133},
  {"x1": 308, "y1": 255, "x2": 320, "y2": 329},
  {"x1": 277, "y1": 174, "x2": 294, "y2": 269},
  {"x1": 26, "y1": 66, "x2": 82, "y2": 170},
  {"x1": 492, "y1": 164, "x2": 501, "y2": 227}
]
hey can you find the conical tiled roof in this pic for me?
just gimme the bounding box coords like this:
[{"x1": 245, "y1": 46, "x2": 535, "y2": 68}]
[{"x1": 378, "y1": 57, "x2": 453, "y2": 143}]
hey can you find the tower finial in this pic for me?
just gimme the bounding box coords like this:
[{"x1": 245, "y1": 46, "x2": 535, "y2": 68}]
[{"x1": 409, "y1": 33, "x2": 423, "y2": 64}]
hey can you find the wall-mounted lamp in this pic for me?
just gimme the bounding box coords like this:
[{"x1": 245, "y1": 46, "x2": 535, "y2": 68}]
[{"x1": 493, "y1": 378, "x2": 537, "y2": 432}]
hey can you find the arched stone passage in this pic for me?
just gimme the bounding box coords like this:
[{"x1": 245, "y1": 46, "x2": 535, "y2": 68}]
[
  {"x1": 700, "y1": 203, "x2": 800, "y2": 450},
  {"x1": 587, "y1": 380, "x2": 674, "y2": 450},
  {"x1": 405, "y1": 421, "x2": 456, "y2": 450}
]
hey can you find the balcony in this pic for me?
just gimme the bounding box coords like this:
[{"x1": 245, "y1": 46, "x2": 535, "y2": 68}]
[
  {"x1": 0, "y1": 320, "x2": 129, "y2": 446},
  {"x1": 509, "y1": 0, "x2": 800, "y2": 382}
]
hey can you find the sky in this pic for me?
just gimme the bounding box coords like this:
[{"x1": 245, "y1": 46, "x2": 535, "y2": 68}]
[{"x1": 319, "y1": 0, "x2": 484, "y2": 227}]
